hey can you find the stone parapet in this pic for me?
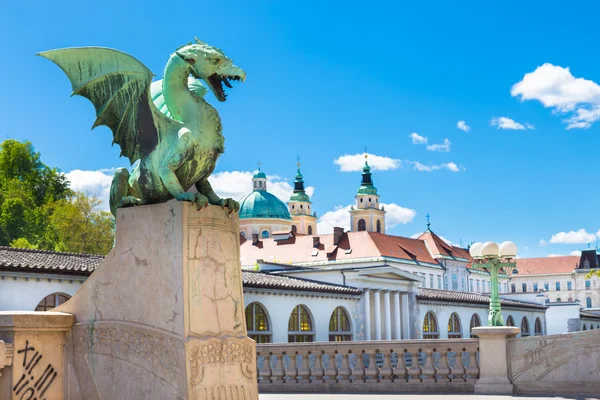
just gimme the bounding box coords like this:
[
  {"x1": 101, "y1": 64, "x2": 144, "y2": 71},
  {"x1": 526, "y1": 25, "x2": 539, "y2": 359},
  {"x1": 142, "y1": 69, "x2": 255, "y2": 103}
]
[
  {"x1": 256, "y1": 339, "x2": 479, "y2": 393},
  {"x1": 472, "y1": 326, "x2": 520, "y2": 395},
  {"x1": 0, "y1": 311, "x2": 74, "y2": 400}
]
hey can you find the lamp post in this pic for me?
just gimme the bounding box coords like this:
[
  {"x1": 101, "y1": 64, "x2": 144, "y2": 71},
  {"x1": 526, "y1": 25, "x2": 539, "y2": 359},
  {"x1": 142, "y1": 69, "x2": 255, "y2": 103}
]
[{"x1": 469, "y1": 241, "x2": 518, "y2": 326}]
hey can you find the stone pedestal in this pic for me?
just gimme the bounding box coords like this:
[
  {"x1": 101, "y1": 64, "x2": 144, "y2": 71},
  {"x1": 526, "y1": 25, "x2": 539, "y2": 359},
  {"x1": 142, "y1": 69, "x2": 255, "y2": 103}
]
[
  {"x1": 472, "y1": 326, "x2": 520, "y2": 395},
  {"x1": 56, "y1": 201, "x2": 258, "y2": 400},
  {"x1": 0, "y1": 312, "x2": 74, "y2": 400}
]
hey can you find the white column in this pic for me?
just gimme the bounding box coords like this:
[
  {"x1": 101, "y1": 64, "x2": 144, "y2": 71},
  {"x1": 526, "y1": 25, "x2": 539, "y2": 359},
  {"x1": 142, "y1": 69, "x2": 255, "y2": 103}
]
[
  {"x1": 363, "y1": 289, "x2": 371, "y2": 340},
  {"x1": 383, "y1": 291, "x2": 391, "y2": 340},
  {"x1": 373, "y1": 290, "x2": 382, "y2": 340},
  {"x1": 401, "y1": 293, "x2": 410, "y2": 339},
  {"x1": 392, "y1": 291, "x2": 401, "y2": 339}
]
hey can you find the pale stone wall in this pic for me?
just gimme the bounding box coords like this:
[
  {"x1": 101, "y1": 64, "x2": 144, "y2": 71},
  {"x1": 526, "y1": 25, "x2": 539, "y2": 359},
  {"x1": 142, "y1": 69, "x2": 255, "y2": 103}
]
[
  {"x1": 243, "y1": 289, "x2": 362, "y2": 342},
  {"x1": 0, "y1": 273, "x2": 85, "y2": 312},
  {"x1": 510, "y1": 271, "x2": 600, "y2": 307},
  {"x1": 418, "y1": 302, "x2": 545, "y2": 338},
  {"x1": 508, "y1": 328, "x2": 600, "y2": 396}
]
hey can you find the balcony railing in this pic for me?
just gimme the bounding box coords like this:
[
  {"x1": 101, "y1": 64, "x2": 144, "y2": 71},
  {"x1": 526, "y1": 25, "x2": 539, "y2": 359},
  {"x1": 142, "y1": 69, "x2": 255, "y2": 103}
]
[{"x1": 256, "y1": 339, "x2": 479, "y2": 393}]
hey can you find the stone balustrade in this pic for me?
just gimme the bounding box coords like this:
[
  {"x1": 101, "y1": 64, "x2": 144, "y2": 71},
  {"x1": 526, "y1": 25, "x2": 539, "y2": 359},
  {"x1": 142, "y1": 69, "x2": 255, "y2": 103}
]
[
  {"x1": 0, "y1": 340, "x2": 14, "y2": 375},
  {"x1": 256, "y1": 339, "x2": 479, "y2": 393}
]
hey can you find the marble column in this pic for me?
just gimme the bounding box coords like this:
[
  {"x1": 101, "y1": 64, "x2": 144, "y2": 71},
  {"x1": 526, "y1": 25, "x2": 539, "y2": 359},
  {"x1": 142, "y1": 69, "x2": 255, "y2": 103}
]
[
  {"x1": 392, "y1": 291, "x2": 401, "y2": 339},
  {"x1": 383, "y1": 291, "x2": 391, "y2": 340},
  {"x1": 373, "y1": 290, "x2": 382, "y2": 340},
  {"x1": 363, "y1": 289, "x2": 371, "y2": 340},
  {"x1": 401, "y1": 293, "x2": 410, "y2": 339}
]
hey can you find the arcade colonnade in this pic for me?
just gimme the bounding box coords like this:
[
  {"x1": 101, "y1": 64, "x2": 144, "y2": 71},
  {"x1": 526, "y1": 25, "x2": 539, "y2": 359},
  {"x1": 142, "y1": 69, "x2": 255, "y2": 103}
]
[{"x1": 363, "y1": 289, "x2": 413, "y2": 340}]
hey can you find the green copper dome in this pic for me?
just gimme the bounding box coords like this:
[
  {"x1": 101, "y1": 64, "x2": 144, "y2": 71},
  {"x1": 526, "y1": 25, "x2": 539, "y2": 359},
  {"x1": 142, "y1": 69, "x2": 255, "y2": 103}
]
[
  {"x1": 239, "y1": 191, "x2": 291, "y2": 220},
  {"x1": 253, "y1": 170, "x2": 267, "y2": 179},
  {"x1": 357, "y1": 161, "x2": 378, "y2": 195}
]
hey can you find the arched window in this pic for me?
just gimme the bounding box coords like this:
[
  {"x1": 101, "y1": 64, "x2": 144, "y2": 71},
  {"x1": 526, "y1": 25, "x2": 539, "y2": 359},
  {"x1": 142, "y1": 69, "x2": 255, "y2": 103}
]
[
  {"x1": 568, "y1": 297, "x2": 573, "y2": 302},
  {"x1": 583, "y1": 324, "x2": 587, "y2": 331},
  {"x1": 307, "y1": 225, "x2": 313, "y2": 235},
  {"x1": 329, "y1": 306, "x2": 352, "y2": 341},
  {"x1": 423, "y1": 312, "x2": 439, "y2": 339},
  {"x1": 357, "y1": 219, "x2": 366, "y2": 231},
  {"x1": 288, "y1": 305, "x2": 315, "y2": 342},
  {"x1": 470, "y1": 314, "x2": 481, "y2": 338},
  {"x1": 245, "y1": 302, "x2": 271, "y2": 343},
  {"x1": 291, "y1": 225, "x2": 297, "y2": 234},
  {"x1": 447, "y1": 313, "x2": 462, "y2": 339},
  {"x1": 556, "y1": 298, "x2": 561, "y2": 303},
  {"x1": 586, "y1": 297, "x2": 592, "y2": 308},
  {"x1": 534, "y1": 317, "x2": 543, "y2": 336},
  {"x1": 240, "y1": 231, "x2": 246, "y2": 238},
  {"x1": 376, "y1": 220, "x2": 381, "y2": 233},
  {"x1": 35, "y1": 293, "x2": 70, "y2": 311},
  {"x1": 300, "y1": 204, "x2": 303, "y2": 209},
  {"x1": 520, "y1": 317, "x2": 530, "y2": 337},
  {"x1": 506, "y1": 315, "x2": 515, "y2": 327},
  {"x1": 592, "y1": 325, "x2": 595, "y2": 330},
  {"x1": 261, "y1": 230, "x2": 269, "y2": 239}
]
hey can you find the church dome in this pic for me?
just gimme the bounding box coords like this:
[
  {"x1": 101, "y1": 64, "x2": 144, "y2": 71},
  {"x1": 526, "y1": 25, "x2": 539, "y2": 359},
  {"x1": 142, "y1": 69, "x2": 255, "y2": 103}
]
[{"x1": 239, "y1": 191, "x2": 291, "y2": 220}]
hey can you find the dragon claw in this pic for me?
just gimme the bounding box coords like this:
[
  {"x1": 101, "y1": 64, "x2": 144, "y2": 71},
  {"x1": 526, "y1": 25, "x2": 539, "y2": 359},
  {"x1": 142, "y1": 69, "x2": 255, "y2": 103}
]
[
  {"x1": 177, "y1": 192, "x2": 209, "y2": 210},
  {"x1": 220, "y1": 198, "x2": 239, "y2": 214}
]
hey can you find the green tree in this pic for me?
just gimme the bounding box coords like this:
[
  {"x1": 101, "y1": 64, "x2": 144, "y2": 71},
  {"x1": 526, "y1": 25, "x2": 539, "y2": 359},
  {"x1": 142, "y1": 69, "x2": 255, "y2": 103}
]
[
  {"x1": 50, "y1": 193, "x2": 114, "y2": 254},
  {"x1": 10, "y1": 237, "x2": 38, "y2": 249}
]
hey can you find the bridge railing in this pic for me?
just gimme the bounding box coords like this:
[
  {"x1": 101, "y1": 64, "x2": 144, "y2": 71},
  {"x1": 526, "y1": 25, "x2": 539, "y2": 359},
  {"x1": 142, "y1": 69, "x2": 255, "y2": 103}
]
[{"x1": 256, "y1": 339, "x2": 479, "y2": 393}]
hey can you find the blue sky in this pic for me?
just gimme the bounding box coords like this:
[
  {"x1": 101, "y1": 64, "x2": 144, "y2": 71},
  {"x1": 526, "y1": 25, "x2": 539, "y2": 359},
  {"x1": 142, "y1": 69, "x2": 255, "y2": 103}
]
[{"x1": 2, "y1": 0, "x2": 600, "y2": 257}]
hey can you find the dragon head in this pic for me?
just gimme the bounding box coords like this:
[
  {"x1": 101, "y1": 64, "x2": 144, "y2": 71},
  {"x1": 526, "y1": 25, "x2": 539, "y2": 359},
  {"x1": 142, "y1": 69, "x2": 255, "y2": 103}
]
[{"x1": 175, "y1": 38, "x2": 246, "y2": 102}]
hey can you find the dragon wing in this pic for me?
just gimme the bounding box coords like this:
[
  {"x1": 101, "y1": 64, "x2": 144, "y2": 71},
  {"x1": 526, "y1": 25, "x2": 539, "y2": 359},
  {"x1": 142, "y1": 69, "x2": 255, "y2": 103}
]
[{"x1": 39, "y1": 47, "x2": 182, "y2": 164}]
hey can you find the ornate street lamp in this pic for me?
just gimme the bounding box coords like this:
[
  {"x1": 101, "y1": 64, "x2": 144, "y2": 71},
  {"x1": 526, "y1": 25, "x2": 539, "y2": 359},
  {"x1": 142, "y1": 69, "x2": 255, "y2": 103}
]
[{"x1": 469, "y1": 241, "x2": 518, "y2": 326}]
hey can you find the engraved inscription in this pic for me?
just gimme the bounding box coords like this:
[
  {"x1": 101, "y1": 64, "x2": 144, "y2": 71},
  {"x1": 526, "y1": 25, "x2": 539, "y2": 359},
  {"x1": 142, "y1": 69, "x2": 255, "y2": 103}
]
[{"x1": 13, "y1": 340, "x2": 57, "y2": 400}]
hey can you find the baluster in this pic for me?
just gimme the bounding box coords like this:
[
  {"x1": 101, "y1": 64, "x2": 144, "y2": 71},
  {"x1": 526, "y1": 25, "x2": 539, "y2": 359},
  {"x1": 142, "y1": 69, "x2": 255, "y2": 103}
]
[
  {"x1": 307, "y1": 351, "x2": 318, "y2": 383},
  {"x1": 404, "y1": 349, "x2": 420, "y2": 381},
  {"x1": 431, "y1": 349, "x2": 441, "y2": 382},
  {"x1": 418, "y1": 349, "x2": 434, "y2": 382},
  {"x1": 256, "y1": 353, "x2": 266, "y2": 383},
  {"x1": 435, "y1": 348, "x2": 450, "y2": 383},
  {"x1": 363, "y1": 349, "x2": 378, "y2": 382},
  {"x1": 334, "y1": 351, "x2": 345, "y2": 383},
  {"x1": 269, "y1": 353, "x2": 283, "y2": 384},
  {"x1": 389, "y1": 350, "x2": 400, "y2": 382},
  {"x1": 282, "y1": 352, "x2": 292, "y2": 383},
  {"x1": 347, "y1": 351, "x2": 358, "y2": 383},
  {"x1": 462, "y1": 348, "x2": 479, "y2": 383},
  {"x1": 321, "y1": 351, "x2": 332, "y2": 383},
  {"x1": 446, "y1": 349, "x2": 457, "y2": 382},
  {"x1": 374, "y1": 350, "x2": 386, "y2": 382},
  {"x1": 295, "y1": 351, "x2": 309, "y2": 384}
]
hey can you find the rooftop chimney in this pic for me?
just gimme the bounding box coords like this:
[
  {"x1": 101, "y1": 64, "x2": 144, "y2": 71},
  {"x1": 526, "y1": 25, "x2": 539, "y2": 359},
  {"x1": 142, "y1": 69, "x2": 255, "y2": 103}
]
[
  {"x1": 252, "y1": 234, "x2": 259, "y2": 246},
  {"x1": 313, "y1": 236, "x2": 321, "y2": 248},
  {"x1": 333, "y1": 227, "x2": 344, "y2": 245}
]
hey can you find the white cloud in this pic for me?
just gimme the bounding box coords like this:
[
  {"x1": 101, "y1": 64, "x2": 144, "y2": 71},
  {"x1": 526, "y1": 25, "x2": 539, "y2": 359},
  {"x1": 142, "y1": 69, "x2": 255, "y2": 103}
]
[
  {"x1": 209, "y1": 171, "x2": 314, "y2": 202},
  {"x1": 66, "y1": 169, "x2": 115, "y2": 211},
  {"x1": 570, "y1": 250, "x2": 582, "y2": 256},
  {"x1": 457, "y1": 121, "x2": 470, "y2": 132},
  {"x1": 334, "y1": 153, "x2": 401, "y2": 172},
  {"x1": 381, "y1": 203, "x2": 417, "y2": 228},
  {"x1": 511, "y1": 63, "x2": 600, "y2": 129},
  {"x1": 409, "y1": 132, "x2": 428, "y2": 144},
  {"x1": 426, "y1": 138, "x2": 451, "y2": 152},
  {"x1": 317, "y1": 203, "x2": 416, "y2": 234},
  {"x1": 490, "y1": 117, "x2": 534, "y2": 130},
  {"x1": 548, "y1": 254, "x2": 564, "y2": 257},
  {"x1": 549, "y1": 229, "x2": 597, "y2": 244},
  {"x1": 317, "y1": 205, "x2": 352, "y2": 234},
  {"x1": 408, "y1": 161, "x2": 464, "y2": 172},
  {"x1": 410, "y1": 232, "x2": 421, "y2": 239},
  {"x1": 539, "y1": 239, "x2": 547, "y2": 247}
]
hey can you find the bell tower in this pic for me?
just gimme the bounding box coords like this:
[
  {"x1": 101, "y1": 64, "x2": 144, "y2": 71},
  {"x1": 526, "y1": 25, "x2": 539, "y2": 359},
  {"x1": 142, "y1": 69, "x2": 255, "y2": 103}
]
[
  {"x1": 288, "y1": 156, "x2": 317, "y2": 235},
  {"x1": 349, "y1": 152, "x2": 386, "y2": 233}
]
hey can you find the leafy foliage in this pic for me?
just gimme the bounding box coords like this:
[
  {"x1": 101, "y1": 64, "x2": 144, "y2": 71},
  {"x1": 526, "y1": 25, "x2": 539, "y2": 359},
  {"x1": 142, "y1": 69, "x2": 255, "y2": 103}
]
[{"x1": 1, "y1": 139, "x2": 114, "y2": 254}]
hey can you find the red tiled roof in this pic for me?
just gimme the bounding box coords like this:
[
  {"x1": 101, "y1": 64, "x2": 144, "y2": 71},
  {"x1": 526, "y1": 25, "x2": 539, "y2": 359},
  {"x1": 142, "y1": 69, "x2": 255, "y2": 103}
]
[
  {"x1": 240, "y1": 231, "x2": 438, "y2": 267},
  {"x1": 242, "y1": 271, "x2": 362, "y2": 295},
  {"x1": 515, "y1": 256, "x2": 579, "y2": 275}
]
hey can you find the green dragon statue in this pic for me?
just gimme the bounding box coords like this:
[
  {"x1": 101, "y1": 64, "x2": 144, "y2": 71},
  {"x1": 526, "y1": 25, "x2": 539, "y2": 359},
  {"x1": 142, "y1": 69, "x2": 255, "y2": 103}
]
[{"x1": 39, "y1": 38, "x2": 246, "y2": 216}]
